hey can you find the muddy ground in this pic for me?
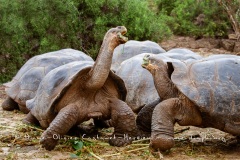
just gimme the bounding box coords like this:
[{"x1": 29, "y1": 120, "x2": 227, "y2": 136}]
[{"x1": 1, "y1": 36, "x2": 240, "y2": 160}]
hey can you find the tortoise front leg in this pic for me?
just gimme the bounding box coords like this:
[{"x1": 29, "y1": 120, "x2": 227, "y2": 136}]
[
  {"x1": 108, "y1": 98, "x2": 139, "y2": 147},
  {"x1": 40, "y1": 104, "x2": 78, "y2": 151},
  {"x1": 151, "y1": 98, "x2": 202, "y2": 151}
]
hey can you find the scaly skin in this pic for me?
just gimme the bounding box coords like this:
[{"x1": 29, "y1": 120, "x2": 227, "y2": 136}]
[
  {"x1": 150, "y1": 98, "x2": 202, "y2": 151},
  {"x1": 85, "y1": 26, "x2": 128, "y2": 90},
  {"x1": 142, "y1": 55, "x2": 179, "y2": 101},
  {"x1": 40, "y1": 104, "x2": 78, "y2": 151},
  {"x1": 108, "y1": 98, "x2": 150, "y2": 146}
]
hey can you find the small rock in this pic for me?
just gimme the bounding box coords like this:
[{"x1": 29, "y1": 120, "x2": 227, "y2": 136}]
[
  {"x1": 220, "y1": 39, "x2": 235, "y2": 51},
  {"x1": 233, "y1": 41, "x2": 240, "y2": 53}
]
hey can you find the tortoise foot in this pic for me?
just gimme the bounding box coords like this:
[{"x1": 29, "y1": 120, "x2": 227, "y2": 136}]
[
  {"x1": 150, "y1": 135, "x2": 174, "y2": 152},
  {"x1": 1, "y1": 97, "x2": 18, "y2": 111},
  {"x1": 40, "y1": 131, "x2": 58, "y2": 151}
]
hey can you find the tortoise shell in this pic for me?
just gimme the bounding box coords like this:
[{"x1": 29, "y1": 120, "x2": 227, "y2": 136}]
[
  {"x1": 111, "y1": 40, "x2": 166, "y2": 71},
  {"x1": 4, "y1": 49, "x2": 93, "y2": 106},
  {"x1": 162, "y1": 48, "x2": 202, "y2": 61},
  {"x1": 27, "y1": 61, "x2": 126, "y2": 128},
  {"x1": 171, "y1": 57, "x2": 240, "y2": 121},
  {"x1": 167, "y1": 48, "x2": 196, "y2": 54}
]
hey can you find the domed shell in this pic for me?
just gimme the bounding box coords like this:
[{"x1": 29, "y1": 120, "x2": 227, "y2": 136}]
[
  {"x1": 204, "y1": 54, "x2": 240, "y2": 60},
  {"x1": 27, "y1": 61, "x2": 126, "y2": 128},
  {"x1": 171, "y1": 57, "x2": 240, "y2": 118},
  {"x1": 162, "y1": 48, "x2": 202, "y2": 61},
  {"x1": 167, "y1": 48, "x2": 196, "y2": 54},
  {"x1": 4, "y1": 49, "x2": 93, "y2": 106},
  {"x1": 111, "y1": 40, "x2": 166, "y2": 71}
]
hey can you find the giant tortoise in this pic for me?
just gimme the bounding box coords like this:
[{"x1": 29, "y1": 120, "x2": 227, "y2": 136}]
[
  {"x1": 24, "y1": 26, "x2": 145, "y2": 150},
  {"x1": 140, "y1": 54, "x2": 240, "y2": 152},
  {"x1": 2, "y1": 49, "x2": 93, "y2": 113}
]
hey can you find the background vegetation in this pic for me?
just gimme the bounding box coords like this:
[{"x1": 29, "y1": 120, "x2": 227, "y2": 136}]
[{"x1": 0, "y1": 0, "x2": 239, "y2": 83}]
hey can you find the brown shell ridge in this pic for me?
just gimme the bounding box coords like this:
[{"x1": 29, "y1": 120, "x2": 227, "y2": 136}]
[{"x1": 109, "y1": 71, "x2": 127, "y2": 101}]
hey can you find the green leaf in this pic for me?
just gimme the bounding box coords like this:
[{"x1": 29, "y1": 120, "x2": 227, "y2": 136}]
[
  {"x1": 76, "y1": 151, "x2": 82, "y2": 156},
  {"x1": 72, "y1": 141, "x2": 84, "y2": 150},
  {"x1": 69, "y1": 153, "x2": 79, "y2": 158}
]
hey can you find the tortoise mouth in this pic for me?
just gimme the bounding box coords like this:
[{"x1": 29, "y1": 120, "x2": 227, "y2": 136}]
[
  {"x1": 117, "y1": 26, "x2": 128, "y2": 43},
  {"x1": 142, "y1": 54, "x2": 151, "y2": 68}
]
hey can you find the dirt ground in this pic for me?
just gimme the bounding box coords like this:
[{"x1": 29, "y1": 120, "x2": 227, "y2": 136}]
[{"x1": 1, "y1": 36, "x2": 240, "y2": 160}]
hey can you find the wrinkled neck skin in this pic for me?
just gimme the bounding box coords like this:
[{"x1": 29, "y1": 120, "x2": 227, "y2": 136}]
[
  {"x1": 150, "y1": 64, "x2": 179, "y2": 100},
  {"x1": 85, "y1": 33, "x2": 118, "y2": 90}
]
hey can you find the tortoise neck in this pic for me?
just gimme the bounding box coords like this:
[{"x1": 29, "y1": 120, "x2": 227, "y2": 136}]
[
  {"x1": 152, "y1": 66, "x2": 179, "y2": 100},
  {"x1": 86, "y1": 33, "x2": 119, "y2": 90}
]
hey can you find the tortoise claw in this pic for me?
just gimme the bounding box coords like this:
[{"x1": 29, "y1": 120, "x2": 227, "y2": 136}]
[{"x1": 40, "y1": 131, "x2": 58, "y2": 151}]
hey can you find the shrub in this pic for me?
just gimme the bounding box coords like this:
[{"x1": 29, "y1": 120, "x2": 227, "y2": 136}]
[
  {"x1": 154, "y1": 0, "x2": 231, "y2": 38},
  {"x1": 78, "y1": 0, "x2": 172, "y2": 57},
  {"x1": 0, "y1": 0, "x2": 172, "y2": 83},
  {"x1": 217, "y1": 0, "x2": 240, "y2": 35},
  {"x1": 0, "y1": 0, "x2": 81, "y2": 83}
]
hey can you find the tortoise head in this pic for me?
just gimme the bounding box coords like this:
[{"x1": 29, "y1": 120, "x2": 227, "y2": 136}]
[
  {"x1": 142, "y1": 54, "x2": 151, "y2": 68},
  {"x1": 104, "y1": 26, "x2": 128, "y2": 50},
  {"x1": 142, "y1": 54, "x2": 165, "y2": 73}
]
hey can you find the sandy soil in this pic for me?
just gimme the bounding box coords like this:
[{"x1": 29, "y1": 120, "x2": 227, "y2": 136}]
[{"x1": 1, "y1": 36, "x2": 240, "y2": 160}]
